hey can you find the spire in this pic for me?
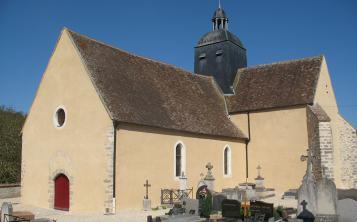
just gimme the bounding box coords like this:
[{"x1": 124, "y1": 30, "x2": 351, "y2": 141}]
[{"x1": 212, "y1": 4, "x2": 228, "y2": 31}]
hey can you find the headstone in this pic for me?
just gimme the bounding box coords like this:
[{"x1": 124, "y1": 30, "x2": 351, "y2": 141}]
[
  {"x1": 1, "y1": 202, "x2": 13, "y2": 222},
  {"x1": 182, "y1": 199, "x2": 199, "y2": 216},
  {"x1": 143, "y1": 199, "x2": 151, "y2": 211},
  {"x1": 298, "y1": 162, "x2": 317, "y2": 215},
  {"x1": 221, "y1": 199, "x2": 241, "y2": 219},
  {"x1": 250, "y1": 200, "x2": 273, "y2": 221},
  {"x1": 222, "y1": 187, "x2": 245, "y2": 201},
  {"x1": 196, "y1": 185, "x2": 212, "y2": 218},
  {"x1": 283, "y1": 189, "x2": 298, "y2": 199},
  {"x1": 167, "y1": 203, "x2": 185, "y2": 216},
  {"x1": 212, "y1": 193, "x2": 227, "y2": 212},
  {"x1": 315, "y1": 177, "x2": 337, "y2": 215},
  {"x1": 337, "y1": 198, "x2": 357, "y2": 222}
]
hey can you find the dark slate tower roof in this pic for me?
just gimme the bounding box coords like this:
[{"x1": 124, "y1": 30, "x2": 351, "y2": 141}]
[
  {"x1": 194, "y1": 5, "x2": 247, "y2": 94},
  {"x1": 197, "y1": 29, "x2": 245, "y2": 48},
  {"x1": 212, "y1": 8, "x2": 227, "y2": 19}
]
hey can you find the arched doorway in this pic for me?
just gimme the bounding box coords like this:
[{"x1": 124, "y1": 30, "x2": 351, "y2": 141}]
[{"x1": 54, "y1": 174, "x2": 69, "y2": 211}]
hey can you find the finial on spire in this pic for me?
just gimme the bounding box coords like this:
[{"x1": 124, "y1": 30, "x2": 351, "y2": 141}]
[{"x1": 218, "y1": 0, "x2": 221, "y2": 8}]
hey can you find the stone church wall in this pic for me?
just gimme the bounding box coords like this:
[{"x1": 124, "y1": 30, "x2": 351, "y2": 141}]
[
  {"x1": 21, "y1": 30, "x2": 114, "y2": 213},
  {"x1": 337, "y1": 114, "x2": 357, "y2": 188},
  {"x1": 319, "y1": 122, "x2": 334, "y2": 180},
  {"x1": 306, "y1": 106, "x2": 334, "y2": 181},
  {"x1": 306, "y1": 106, "x2": 323, "y2": 181}
]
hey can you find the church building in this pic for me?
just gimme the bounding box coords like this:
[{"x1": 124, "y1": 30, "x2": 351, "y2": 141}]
[{"x1": 21, "y1": 6, "x2": 357, "y2": 213}]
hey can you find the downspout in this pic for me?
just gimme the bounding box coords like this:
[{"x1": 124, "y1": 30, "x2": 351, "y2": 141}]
[
  {"x1": 245, "y1": 112, "x2": 251, "y2": 179},
  {"x1": 112, "y1": 121, "x2": 117, "y2": 213}
]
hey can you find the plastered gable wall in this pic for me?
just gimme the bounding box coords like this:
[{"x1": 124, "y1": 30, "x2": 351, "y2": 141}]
[
  {"x1": 314, "y1": 57, "x2": 342, "y2": 187},
  {"x1": 115, "y1": 124, "x2": 246, "y2": 209},
  {"x1": 21, "y1": 29, "x2": 113, "y2": 213},
  {"x1": 230, "y1": 107, "x2": 309, "y2": 194}
]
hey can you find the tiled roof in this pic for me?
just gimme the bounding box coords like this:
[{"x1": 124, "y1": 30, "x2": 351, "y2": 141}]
[
  {"x1": 67, "y1": 29, "x2": 246, "y2": 139},
  {"x1": 226, "y1": 56, "x2": 323, "y2": 113}
]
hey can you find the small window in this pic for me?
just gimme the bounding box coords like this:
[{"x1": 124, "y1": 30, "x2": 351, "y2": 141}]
[
  {"x1": 199, "y1": 53, "x2": 206, "y2": 60},
  {"x1": 174, "y1": 142, "x2": 185, "y2": 178},
  {"x1": 54, "y1": 107, "x2": 66, "y2": 128},
  {"x1": 224, "y1": 146, "x2": 231, "y2": 176},
  {"x1": 216, "y1": 50, "x2": 223, "y2": 56}
]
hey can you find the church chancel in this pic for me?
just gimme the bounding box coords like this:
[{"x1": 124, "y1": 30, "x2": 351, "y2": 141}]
[{"x1": 21, "y1": 4, "x2": 357, "y2": 213}]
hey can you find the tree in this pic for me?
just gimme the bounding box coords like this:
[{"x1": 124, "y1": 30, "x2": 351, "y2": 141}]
[{"x1": 0, "y1": 106, "x2": 26, "y2": 184}]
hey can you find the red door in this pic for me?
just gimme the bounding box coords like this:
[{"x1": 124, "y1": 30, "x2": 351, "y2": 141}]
[{"x1": 54, "y1": 174, "x2": 69, "y2": 211}]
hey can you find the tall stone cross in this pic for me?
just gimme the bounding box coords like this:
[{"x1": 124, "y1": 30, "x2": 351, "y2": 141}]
[
  {"x1": 144, "y1": 179, "x2": 151, "y2": 199},
  {"x1": 204, "y1": 162, "x2": 214, "y2": 180}
]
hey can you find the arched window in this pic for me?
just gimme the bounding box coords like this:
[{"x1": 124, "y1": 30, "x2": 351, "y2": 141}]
[
  {"x1": 224, "y1": 146, "x2": 231, "y2": 176},
  {"x1": 174, "y1": 142, "x2": 185, "y2": 178}
]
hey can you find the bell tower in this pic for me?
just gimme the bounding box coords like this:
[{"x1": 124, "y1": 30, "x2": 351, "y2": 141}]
[{"x1": 194, "y1": 4, "x2": 247, "y2": 94}]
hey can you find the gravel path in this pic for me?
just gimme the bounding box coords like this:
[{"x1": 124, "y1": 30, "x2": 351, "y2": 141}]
[{"x1": 0, "y1": 198, "x2": 168, "y2": 222}]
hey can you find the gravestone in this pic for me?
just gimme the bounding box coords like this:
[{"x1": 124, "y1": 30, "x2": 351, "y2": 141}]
[
  {"x1": 337, "y1": 198, "x2": 357, "y2": 222},
  {"x1": 221, "y1": 199, "x2": 241, "y2": 219},
  {"x1": 1, "y1": 202, "x2": 13, "y2": 222},
  {"x1": 250, "y1": 200, "x2": 273, "y2": 221},
  {"x1": 315, "y1": 177, "x2": 337, "y2": 215},
  {"x1": 183, "y1": 199, "x2": 199, "y2": 216},
  {"x1": 222, "y1": 187, "x2": 245, "y2": 201},
  {"x1": 298, "y1": 162, "x2": 317, "y2": 215},
  {"x1": 212, "y1": 193, "x2": 227, "y2": 212},
  {"x1": 196, "y1": 185, "x2": 212, "y2": 218}
]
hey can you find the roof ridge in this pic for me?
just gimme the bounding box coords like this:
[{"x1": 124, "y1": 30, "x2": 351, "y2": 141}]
[
  {"x1": 239, "y1": 55, "x2": 324, "y2": 72},
  {"x1": 65, "y1": 28, "x2": 212, "y2": 81}
]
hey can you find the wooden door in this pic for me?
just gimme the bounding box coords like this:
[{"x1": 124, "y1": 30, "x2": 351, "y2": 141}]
[{"x1": 54, "y1": 174, "x2": 69, "y2": 211}]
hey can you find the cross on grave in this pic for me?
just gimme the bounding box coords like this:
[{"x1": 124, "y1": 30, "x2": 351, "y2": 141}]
[
  {"x1": 301, "y1": 200, "x2": 308, "y2": 210},
  {"x1": 206, "y1": 162, "x2": 213, "y2": 171},
  {"x1": 144, "y1": 179, "x2": 151, "y2": 199},
  {"x1": 257, "y1": 165, "x2": 262, "y2": 177}
]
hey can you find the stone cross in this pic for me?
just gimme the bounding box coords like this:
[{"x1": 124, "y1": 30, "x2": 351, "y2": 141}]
[
  {"x1": 204, "y1": 162, "x2": 215, "y2": 180},
  {"x1": 206, "y1": 162, "x2": 213, "y2": 171},
  {"x1": 144, "y1": 179, "x2": 151, "y2": 199},
  {"x1": 257, "y1": 165, "x2": 262, "y2": 177}
]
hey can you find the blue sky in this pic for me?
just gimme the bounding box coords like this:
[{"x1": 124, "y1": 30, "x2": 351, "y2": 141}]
[{"x1": 0, "y1": 0, "x2": 356, "y2": 127}]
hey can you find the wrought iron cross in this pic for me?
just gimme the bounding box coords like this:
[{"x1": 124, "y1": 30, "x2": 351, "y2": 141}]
[
  {"x1": 144, "y1": 179, "x2": 151, "y2": 199},
  {"x1": 301, "y1": 200, "x2": 308, "y2": 210}
]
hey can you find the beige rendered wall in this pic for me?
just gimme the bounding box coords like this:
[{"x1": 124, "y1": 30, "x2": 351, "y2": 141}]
[
  {"x1": 21, "y1": 29, "x2": 113, "y2": 213},
  {"x1": 115, "y1": 124, "x2": 247, "y2": 209},
  {"x1": 230, "y1": 107, "x2": 309, "y2": 194},
  {"x1": 314, "y1": 57, "x2": 343, "y2": 187}
]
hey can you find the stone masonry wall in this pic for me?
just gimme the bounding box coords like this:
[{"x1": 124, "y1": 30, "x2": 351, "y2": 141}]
[
  {"x1": 307, "y1": 107, "x2": 323, "y2": 180},
  {"x1": 319, "y1": 122, "x2": 334, "y2": 180},
  {"x1": 104, "y1": 125, "x2": 115, "y2": 213},
  {"x1": 337, "y1": 114, "x2": 357, "y2": 188}
]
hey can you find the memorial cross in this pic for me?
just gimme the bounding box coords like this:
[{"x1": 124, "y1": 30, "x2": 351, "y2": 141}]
[{"x1": 144, "y1": 179, "x2": 151, "y2": 199}]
